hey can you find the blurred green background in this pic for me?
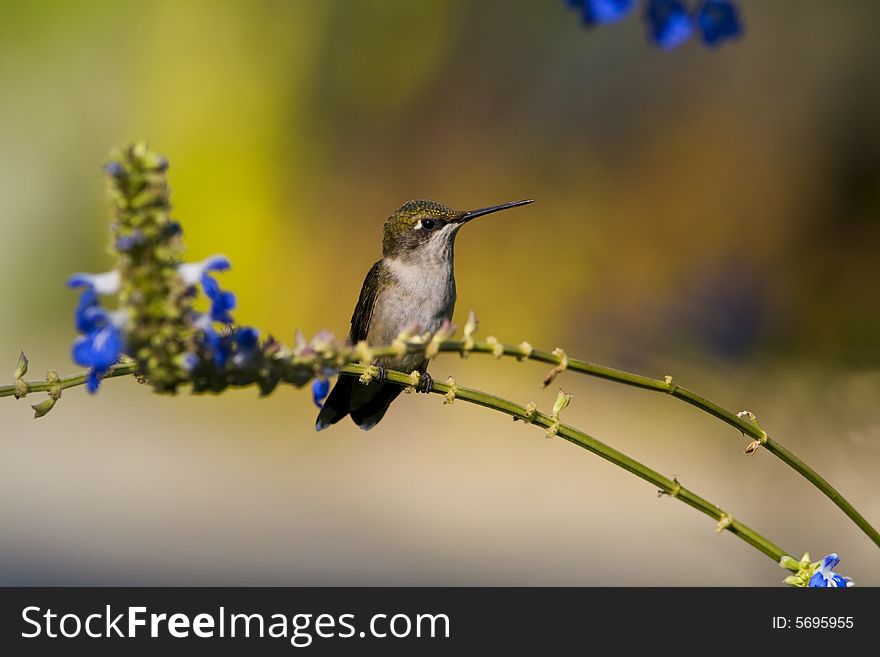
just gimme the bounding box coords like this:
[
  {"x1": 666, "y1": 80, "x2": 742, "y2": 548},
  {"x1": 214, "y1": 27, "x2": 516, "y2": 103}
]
[{"x1": 1, "y1": 0, "x2": 878, "y2": 585}]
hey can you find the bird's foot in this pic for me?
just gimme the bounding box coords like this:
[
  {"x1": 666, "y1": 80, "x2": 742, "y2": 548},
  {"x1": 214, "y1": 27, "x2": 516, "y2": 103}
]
[
  {"x1": 418, "y1": 371, "x2": 433, "y2": 394},
  {"x1": 374, "y1": 362, "x2": 387, "y2": 384}
]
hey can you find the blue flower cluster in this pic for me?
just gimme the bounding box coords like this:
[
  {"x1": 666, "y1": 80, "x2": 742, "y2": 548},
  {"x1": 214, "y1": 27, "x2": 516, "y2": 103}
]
[
  {"x1": 67, "y1": 146, "x2": 342, "y2": 403},
  {"x1": 566, "y1": 0, "x2": 742, "y2": 50},
  {"x1": 808, "y1": 554, "x2": 854, "y2": 588},
  {"x1": 67, "y1": 254, "x2": 257, "y2": 392}
]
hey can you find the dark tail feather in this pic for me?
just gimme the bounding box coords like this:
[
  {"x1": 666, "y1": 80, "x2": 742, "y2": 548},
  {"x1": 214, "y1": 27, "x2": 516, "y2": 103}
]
[
  {"x1": 349, "y1": 384, "x2": 403, "y2": 431},
  {"x1": 315, "y1": 377, "x2": 355, "y2": 431}
]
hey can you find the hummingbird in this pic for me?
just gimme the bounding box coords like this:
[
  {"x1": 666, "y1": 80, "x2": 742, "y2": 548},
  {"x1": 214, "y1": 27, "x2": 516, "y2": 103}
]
[{"x1": 315, "y1": 198, "x2": 533, "y2": 431}]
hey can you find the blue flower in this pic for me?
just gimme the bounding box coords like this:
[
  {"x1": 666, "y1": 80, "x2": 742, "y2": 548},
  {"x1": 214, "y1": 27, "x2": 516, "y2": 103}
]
[
  {"x1": 808, "y1": 554, "x2": 854, "y2": 588},
  {"x1": 67, "y1": 270, "x2": 121, "y2": 296},
  {"x1": 231, "y1": 326, "x2": 260, "y2": 368},
  {"x1": 161, "y1": 221, "x2": 183, "y2": 240},
  {"x1": 193, "y1": 314, "x2": 231, "y2": 366},
  {"x1": 178, "y1": 254, "x2": 231, "y2": 286},
  {"x1": 103, "y1": 161, "x2": 125, "y2": 179},
  {"x1": 571, "y1": 0, "x2": 637, "y2": 25},
  {"x1": 187, "y1": 325, "x2": 262, "y2": 373},
  {"x1": 201, "y1": 273, "x2": 236, "y2": 323},
  {"x1": 115, "y1": 232, "x2": 145, "y2": 253},
  {"x1": 234, "y1": 326, "x2": 259, "y2": 353},
  {"x1": 185, "y1": 261, "x2": 236, "y2": 366},
  {"x1": 182, "y1": 352, "x2": 200, "y2": 372},
  {"x1": 73, "y1": 287, "x2": 101, "y2": 333},
  {"x1": 68, "y1": 275, "x2": 127, "y2": 392},
  {"x1": 312, "y1": 378, "x2": 330, "y2": 408},
  {"x1": 696, "y1": 0, "x2": 742, "y2": 47},
  {"x1": 646, "y1": 0, "x2": 693, "y2": 50},
  {"x1": 179, "y1": 256, "x2": 237, "y2": 364},
  {"x1": 70, "y1": 289, "x2": 126, "y2": 393},
  {"x1": 178, "y1": 255, "x2": 236, "y2": 323},
  {"x1": 73, "y1": 324, "x2": 124, "y2": 393}
]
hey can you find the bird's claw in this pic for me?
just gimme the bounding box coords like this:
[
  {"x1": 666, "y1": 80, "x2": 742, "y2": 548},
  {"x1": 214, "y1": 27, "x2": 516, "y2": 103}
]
[
  {"x1": 374, "y1": 362, "x2": 387, "y2": 384},
  {"x1": 418, "y1": 371, "x2": 433, "y2": 394}
]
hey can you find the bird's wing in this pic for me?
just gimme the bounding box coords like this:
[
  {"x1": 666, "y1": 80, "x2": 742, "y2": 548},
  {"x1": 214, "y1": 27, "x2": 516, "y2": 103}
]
[{"x1": 348, "y1": 260, "x2": 382, "y2": 344}]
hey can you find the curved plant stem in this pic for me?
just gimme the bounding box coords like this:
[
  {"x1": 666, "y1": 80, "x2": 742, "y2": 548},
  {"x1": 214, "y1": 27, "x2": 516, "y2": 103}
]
[
  {"x1": 336, "y1": 364, "x2": 789, "y2": 563},
  {"x1": 373, "y1": 340, "x2": 880, "y2": 550}
]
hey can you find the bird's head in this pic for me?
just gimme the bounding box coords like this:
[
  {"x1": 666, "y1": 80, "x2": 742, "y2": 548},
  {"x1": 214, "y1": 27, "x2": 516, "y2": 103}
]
[{"x1": 381, "y1": 198, "x2": 533, "y2": 261}]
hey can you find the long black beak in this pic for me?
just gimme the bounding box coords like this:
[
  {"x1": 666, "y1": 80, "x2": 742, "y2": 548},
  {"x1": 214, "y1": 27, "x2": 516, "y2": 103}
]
[{"x1": 456, "y1": 199, "x2": 534, "y2": 224}]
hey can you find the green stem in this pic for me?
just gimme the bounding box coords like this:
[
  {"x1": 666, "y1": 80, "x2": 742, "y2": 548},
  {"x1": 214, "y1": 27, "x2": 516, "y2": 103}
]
[
  {"x1": 387, "y1": 340, "x2": 880, "y2": 550},
  {"x1": 0, "y1": 363, "x2": 138, "y2": 398},
  {"x1": 338, "y1": 364, "x2": 789, "y2": 563}
]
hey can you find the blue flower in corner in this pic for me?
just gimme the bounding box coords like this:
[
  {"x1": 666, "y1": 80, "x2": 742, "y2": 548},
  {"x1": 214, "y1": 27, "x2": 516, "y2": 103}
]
[
  {"x1": 312, "y1": 378, "x2": 331, "y2": 408},
  {"x1": 646, "y1": 0, "x2": 694, "y2": 50},
  {"x1": 69, "y1": 288, "x2": 126, "y2": 393},
  {"x1": 566, "y1": 0, "x2": 743, "y2": 50},
  {"x1": 568, "y1": 0, "x2": 636, "y2": 25},
  {"x1": 808, "y1": 554, "x2": 854, "y2": 588},
  {"x1": 696, "y1": 0, "x2": 742, "y2": 47}
]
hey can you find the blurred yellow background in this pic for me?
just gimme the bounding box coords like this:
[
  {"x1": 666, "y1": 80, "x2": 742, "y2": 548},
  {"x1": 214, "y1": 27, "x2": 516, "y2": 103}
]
[{"x1": 1, "y1": 1, "x2": 878, "y2": 585}]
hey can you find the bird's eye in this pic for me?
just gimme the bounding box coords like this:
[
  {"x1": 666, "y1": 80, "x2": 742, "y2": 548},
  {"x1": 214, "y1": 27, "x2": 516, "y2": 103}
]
[{"x1": 419, "y1": 219, "x2": 436, "y2": 230}]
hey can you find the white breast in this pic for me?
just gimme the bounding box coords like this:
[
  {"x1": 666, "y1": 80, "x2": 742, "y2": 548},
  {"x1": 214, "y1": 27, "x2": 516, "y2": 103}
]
[{"x1": 369, "y1": 256, "x2": 456, "y2": 345}]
